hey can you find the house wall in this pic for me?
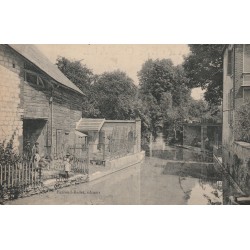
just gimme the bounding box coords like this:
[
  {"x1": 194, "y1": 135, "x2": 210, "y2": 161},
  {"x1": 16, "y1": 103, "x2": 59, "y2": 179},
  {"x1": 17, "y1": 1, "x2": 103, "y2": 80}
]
[
  {"x1": 0, "y1": 45, "x2": 24, "y2": 153},
  {"x1": 0, "y1": 45, "x2": 83, "y2": 158},
  {"x1": 222, "y1": 46, "x2": 234, "y2": 149},
  {"x1": 222, "y1": 45, "x2": 250, "y2": 196},
  {"x1": 50, "y1": 89, "x2": 83, "y2": 159}
]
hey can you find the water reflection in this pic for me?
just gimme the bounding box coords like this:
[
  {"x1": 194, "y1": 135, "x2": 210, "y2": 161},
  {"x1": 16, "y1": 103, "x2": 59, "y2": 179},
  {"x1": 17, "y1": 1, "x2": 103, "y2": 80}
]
[
  {"x1": 161, "y1": 159, "x2": 222, "y2": 205},
  {"x1": 150, "y1": 147, "x2": 214, "y2": 163},
  {"x1": 147, "y1": 134, "x2": 250, "y2": 204}
]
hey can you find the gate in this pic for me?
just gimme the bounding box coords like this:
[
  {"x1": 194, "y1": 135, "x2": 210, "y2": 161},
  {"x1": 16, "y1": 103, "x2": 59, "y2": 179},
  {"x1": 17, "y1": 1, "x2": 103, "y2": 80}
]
[{"x1": 69, "y1": 144, "x2": 89, "y2": 174}]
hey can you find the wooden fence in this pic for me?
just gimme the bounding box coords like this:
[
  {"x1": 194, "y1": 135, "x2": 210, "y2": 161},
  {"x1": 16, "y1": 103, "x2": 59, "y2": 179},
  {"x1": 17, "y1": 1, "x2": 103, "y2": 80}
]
[{"x1": 0, "y1": 161, "x2": 41, "y2": 189}]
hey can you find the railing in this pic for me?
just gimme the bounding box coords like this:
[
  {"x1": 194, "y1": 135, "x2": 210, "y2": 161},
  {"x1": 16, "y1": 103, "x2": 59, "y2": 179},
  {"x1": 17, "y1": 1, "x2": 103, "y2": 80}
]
[
  {"x1": 47, "y1": 157, "x2": 89, "y2": 174},
  {"x1": 71, "y1": 156, "x2": 89, "y2": 174}
]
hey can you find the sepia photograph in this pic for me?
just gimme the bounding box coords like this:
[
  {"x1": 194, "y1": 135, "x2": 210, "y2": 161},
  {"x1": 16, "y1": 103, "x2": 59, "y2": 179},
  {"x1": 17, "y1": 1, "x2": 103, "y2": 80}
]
[
  {"x1": 2, "y1": 1, "x2": 250, "y2": 250},
  {"x1": 0, "y1": 44, "x2": 248, "y2": 205}
]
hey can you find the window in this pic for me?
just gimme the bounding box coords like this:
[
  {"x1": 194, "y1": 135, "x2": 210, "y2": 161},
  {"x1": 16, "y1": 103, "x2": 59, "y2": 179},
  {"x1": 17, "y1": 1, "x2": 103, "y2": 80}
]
[
  {"x1": 244, "y1": 45, "x2": 250, "y2": 73},
  {"x1": 25, "y1": 71, "x2": 37, "y2": 85},
  {"x1": 243, "y1": 88, "x2": 250, "y2": 103},
  {"x1": 227, "y1": 49, "x2": 232, "y2": 75},
  {"x1": 24, "y1": 67, "x2": 45, "y2": 88}
]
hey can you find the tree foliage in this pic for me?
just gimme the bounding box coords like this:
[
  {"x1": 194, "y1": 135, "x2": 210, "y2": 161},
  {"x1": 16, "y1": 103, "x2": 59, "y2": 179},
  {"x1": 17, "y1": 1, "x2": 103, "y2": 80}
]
[
  {"x1": 234, "y1": 101, "x2": 250, "y2": 143},
  {"x1": 56, "y1": 57, "x2": 101, "y2": 118},
  {"x1": 56, "y1": 57, "x2": 94, "y2": 93},
  {"x1": 93, "y1": 70, "x2": 137, "y2": 120},
  {"x1": 183, "y1": 44, "x2": 224, "y2": 106},
  {"x1": 138, "y1": 58, "x2": 190, "y2": 140}
]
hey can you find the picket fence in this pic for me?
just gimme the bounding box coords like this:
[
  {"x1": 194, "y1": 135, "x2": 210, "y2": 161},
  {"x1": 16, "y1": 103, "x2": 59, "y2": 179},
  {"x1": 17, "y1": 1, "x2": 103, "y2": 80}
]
[{"x1": 0, "y1": 161, "x2": 41, "y2": 189}]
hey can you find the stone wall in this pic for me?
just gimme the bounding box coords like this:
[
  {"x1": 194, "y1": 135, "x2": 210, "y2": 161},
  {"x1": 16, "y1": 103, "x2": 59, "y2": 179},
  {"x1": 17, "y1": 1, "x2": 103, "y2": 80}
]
[
  {"x1": 0, "y1": 45, "x2": 24, "y2": 153},
  {"x1": 101, "y1": 120, "x2": 141, "y2": 153},
  {"x1": 223, "y1": 141, "x2": 250, "y2": 195}
]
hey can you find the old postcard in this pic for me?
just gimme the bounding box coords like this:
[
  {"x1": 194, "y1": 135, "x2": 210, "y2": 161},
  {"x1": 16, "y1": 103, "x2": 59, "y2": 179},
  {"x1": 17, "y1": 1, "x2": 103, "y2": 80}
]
[{"x1": 0, "y1": 44, "x2": 248, "y2": 205}]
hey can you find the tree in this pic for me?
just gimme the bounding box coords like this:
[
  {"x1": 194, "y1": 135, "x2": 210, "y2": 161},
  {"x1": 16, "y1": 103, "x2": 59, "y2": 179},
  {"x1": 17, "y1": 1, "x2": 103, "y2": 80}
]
[
  {"x1": 187, "y1": 98, "x2": 222, "y2": 123},
  {"x1": 138, "y1": 58, "x2": 190, "y2": 139},
  {"x1": 56, "y1": 57, "x2": 101, "y2": 118},
  {"x1": 183, "y1": 44, "x2": 224, "y2": 106},
  {"x1": 56, "y1": 56, "x2": 94, "y2": 93},
  {"x1": 138, "y1": 59, "x2": 175, "y2": 103},
  {"x1": 93, "y1": 70, "x2": 138, "y2": 120}
]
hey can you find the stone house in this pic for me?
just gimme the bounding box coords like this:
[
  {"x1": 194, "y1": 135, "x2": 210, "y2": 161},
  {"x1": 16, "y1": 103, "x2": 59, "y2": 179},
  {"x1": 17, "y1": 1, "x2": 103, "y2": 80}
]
[
  {"x1": 0, "y1": 44, "x2": 85, "y2": 160},
  {"x1": 222, "y1": 44, "x2": 250, "y2": 197}
]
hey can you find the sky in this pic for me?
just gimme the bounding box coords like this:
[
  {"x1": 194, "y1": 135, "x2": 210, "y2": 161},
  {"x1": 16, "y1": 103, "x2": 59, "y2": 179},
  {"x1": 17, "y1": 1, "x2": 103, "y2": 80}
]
[{"x1": 36, "y1": 44, "x2": 203, "y2": 100}]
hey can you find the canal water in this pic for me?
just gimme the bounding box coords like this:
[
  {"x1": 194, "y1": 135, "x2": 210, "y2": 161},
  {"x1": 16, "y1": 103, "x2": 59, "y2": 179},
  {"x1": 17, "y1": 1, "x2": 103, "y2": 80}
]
[
  {"x1": 141, "y1": 146, "x2": 223, "y2": 205},
  {"x1": 141, "y1": 132, "x2": 223, "y2": 205}
]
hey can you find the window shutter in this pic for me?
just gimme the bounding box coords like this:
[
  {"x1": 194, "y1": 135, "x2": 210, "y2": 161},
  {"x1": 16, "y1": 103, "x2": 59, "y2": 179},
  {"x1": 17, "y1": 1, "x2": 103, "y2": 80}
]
[
  {"x1": 227, "y1": 50, "x2": 232, "y2": 75},
  {"x1": 244, "y1": 45, "x2": 250, "y2": 73}
]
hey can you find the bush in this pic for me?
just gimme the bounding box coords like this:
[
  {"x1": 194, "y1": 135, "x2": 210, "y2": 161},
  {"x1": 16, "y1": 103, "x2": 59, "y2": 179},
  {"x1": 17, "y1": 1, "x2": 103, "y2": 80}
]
[
  {"x1": 0, "y1": 131, "x2": 21, "y2": 166},
  {"x1": 234, "y1": 101, "x2": 250, "y2": 143}
]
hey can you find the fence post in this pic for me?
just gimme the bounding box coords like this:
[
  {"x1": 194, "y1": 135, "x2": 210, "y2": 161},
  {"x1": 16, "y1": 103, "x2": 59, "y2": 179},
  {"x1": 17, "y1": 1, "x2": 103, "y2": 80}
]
[
  {"x1": 11, "y1": 164, "x2": 14, "y2": 187},
  {"x1": 87, "y1": 145, "x2": 90, "y2": 174},
  {"x1": 22, "y1": 162, "x2": 24, "y2": 186},
  {"x1": 103, "y1": 143, "x2": 105, "y2": 162},
  {"x1": 25, "y1": 163, "x2": 27, "y2": 186},
  {"x1": 18, "y1": 163, "x2": 21, "y2": 186},
  {"x1": 8, "y1": 164, "x2": 10, "y2": 188},
  {"x1": 4, "y1": 164, "x2": 7, "y2": 187},
  {"x1": 34, "y1": 164, "x2": 37, "y2": 187},
  {"x1": 15, "y1": 163, "x2": 17, "y2": 187},
  {"x1": 31, "y1": 162, "x2": 34, "y2": 187}
]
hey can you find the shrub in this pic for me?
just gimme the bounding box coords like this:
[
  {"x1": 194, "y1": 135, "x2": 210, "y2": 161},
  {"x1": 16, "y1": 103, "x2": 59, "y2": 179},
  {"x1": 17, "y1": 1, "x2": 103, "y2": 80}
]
[
  {"x1": 234, "y1": 101, "x2": 250, "y2": 143},
  {"x1": 0, "y1": 131, "x2": 21, "y2": 167}
]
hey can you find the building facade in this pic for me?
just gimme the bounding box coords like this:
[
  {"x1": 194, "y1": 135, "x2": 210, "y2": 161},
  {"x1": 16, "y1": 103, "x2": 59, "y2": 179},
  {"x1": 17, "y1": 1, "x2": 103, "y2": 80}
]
[
  {"x1": 0, "y1": 44, "x2": 85, "y2": 160},
  {"x1": 222, "y1": 44, "x2": 250, "y2": 197}
]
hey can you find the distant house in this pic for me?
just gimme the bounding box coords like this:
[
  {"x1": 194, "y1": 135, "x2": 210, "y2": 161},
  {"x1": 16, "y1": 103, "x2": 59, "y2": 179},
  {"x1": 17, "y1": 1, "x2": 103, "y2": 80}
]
[
  {"x1": 222, "y1": 45, "x2": 250, "y2": 196},
  {"x1": 183, "y1": 120, "x2": 222, "y2": 151},
  {"x1": 0, "y1": 44, "x2": 85, "y2": 160}
]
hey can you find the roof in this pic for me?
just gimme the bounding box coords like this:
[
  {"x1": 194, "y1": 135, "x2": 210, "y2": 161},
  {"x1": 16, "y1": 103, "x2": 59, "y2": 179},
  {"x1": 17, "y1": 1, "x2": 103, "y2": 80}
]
[
  {"x1": 8, "y1": 44, "x2": 84, "y2": 95},
  {"x1": 76, "y1": 118, "x2": 105, "y2": 133},
  {"x1": 75, "y1": 131, "x2": 87, "y2": 137}
]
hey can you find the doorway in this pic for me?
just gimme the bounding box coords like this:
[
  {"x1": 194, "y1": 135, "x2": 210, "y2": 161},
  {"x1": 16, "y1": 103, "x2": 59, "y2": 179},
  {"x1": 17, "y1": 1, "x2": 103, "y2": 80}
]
[{"x1": 23, "y1": 119, "x2": 47, "y2": 158}]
